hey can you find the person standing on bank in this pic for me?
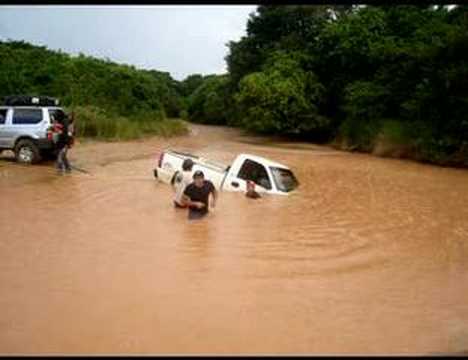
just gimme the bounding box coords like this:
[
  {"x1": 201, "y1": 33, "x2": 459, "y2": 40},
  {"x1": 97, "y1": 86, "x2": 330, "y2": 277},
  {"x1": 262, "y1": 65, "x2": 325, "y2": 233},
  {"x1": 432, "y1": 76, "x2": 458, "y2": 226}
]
[
  {"x1": 55, "y1": 111, "x2": 74, "y2": 174},
  {"x1": 181, "y1": 170, "x2": 217, "y2": 219}
]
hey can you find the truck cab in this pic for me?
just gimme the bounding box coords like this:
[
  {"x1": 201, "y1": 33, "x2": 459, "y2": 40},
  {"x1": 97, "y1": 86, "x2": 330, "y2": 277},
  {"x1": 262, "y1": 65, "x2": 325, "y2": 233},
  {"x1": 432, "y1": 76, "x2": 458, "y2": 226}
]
[
  {"x1": 222, "y1": 154, "x2": 299, "y2": 195},
  {"x1": 154, "y1": 150, "x2": 299, "y2": 195}
]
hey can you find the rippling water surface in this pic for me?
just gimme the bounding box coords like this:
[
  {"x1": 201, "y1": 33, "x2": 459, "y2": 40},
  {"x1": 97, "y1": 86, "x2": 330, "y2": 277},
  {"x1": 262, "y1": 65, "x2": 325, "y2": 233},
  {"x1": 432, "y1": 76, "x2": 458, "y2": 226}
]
[{"x1": 1, "y1": 124, "x2": 467, "y2": 354}]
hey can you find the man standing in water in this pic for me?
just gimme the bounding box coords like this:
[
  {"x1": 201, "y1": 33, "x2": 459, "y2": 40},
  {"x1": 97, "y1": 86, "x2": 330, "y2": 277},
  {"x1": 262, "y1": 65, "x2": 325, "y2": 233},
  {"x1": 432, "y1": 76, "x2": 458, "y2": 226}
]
[{"x1": 182, "y1": 170, "x2": 217, "y2": 219}]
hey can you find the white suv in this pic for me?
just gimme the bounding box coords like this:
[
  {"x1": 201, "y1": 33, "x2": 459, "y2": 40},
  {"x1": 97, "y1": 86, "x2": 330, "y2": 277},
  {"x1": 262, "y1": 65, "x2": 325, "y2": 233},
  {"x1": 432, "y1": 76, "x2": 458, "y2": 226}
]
[{"x1": 0, "y1": 105, "x2": 67, "y2": 164}]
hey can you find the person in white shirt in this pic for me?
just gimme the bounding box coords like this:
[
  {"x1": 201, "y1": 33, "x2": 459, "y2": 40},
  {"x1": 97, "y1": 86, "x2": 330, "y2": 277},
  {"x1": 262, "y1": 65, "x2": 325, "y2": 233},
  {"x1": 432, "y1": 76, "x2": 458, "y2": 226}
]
[{"x1": 173, "y1": 158, "x2": 194, "y2": 208}]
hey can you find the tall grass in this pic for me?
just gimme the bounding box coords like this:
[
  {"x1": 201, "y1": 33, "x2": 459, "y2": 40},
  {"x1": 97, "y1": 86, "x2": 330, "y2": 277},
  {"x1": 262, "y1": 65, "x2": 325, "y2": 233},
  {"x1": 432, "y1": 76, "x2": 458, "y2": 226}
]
[
  {"x1": 70, "y1": 106, "x2": 188, "y2": 141},
  {"x1": 337, "y1": 118, "x2": 468, "y2": 167},
  {"x1": 337, "y1": 117, "x2": 382, "y2": 152}
]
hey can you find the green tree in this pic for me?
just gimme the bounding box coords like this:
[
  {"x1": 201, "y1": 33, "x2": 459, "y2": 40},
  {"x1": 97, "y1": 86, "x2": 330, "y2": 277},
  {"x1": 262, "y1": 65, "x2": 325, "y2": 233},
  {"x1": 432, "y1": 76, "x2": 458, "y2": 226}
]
[
  {"x1": 187, "y1": 74, "x2": 229, "y2": 125},
  {"x1": 235, "y1": 52, "x2": 327, "y2": 136},
  {"x1": 0, "y1": 40, "x2": 185, "y2": 119}
]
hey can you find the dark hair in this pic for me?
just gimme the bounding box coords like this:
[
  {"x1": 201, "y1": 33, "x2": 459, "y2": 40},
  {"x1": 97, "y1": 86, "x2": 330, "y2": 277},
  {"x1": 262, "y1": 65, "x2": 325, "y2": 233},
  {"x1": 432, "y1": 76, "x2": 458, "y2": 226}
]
[
  {"x1": 193, "y1": 170, "x2": 204, "y2": 179},
  {"x1": 182, "y1": 158, "x2": 194, "y2": 171},
  {"x1": 55, "y1": 111, "x2": 65, "y2": 122}
]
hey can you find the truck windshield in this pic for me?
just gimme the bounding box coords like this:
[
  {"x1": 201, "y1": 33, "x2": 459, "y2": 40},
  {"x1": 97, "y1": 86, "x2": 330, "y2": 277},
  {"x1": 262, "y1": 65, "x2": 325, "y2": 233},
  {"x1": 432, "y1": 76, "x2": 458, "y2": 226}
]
[{"x1": 270, "y1": 167, "x2": 299, "y2": 192}]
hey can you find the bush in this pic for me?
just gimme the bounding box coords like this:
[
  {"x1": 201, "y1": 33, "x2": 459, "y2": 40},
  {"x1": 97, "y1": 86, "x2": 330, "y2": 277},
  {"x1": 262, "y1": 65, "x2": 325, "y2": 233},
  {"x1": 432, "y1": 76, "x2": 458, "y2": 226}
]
[
  {"x1": 338, "y1": 117, "x2": 381, "y2": 151},
  {"x1": 179, "y1": 109, "x2": 189, "y2": 120},
  {"x1": 187, "y1": 75, "x2": 230, "y2": 125},
  {"x1": 235, "y1": 52, "x2": 328, "y2": 135},
  {"x1": 372, "y1": 120, "x2": 414, "y2": 157}
]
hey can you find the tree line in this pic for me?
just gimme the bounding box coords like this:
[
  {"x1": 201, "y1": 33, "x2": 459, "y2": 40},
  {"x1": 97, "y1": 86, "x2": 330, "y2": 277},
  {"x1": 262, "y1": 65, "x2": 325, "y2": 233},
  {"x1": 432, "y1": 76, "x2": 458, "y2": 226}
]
[
  {"x1": 186, "y1": 5, "x2": 468, "y2": 166},
  {"x1": 1, "y1": 5, "x2": 467, "y2": 165},
  {"x1": 0, "y1": 40, "x2": 188, "y2": 138}
]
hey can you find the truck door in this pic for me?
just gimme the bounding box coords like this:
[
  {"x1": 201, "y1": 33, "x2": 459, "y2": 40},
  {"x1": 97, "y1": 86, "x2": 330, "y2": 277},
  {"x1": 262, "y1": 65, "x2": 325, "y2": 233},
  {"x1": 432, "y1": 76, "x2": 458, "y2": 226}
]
[
  {"x1": 0, "y1": 109, "x2": 12, "y2": 148},
  {"x1": 224, "y1": 158, "x2": 273, "y2": 193}
]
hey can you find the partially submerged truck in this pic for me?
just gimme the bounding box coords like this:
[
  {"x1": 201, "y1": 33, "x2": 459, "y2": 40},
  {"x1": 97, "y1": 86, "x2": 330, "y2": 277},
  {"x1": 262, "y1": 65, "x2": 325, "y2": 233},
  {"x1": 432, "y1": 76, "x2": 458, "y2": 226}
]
[{"x1": 154, "y1": 149, "x2": 299, "y2": 195}]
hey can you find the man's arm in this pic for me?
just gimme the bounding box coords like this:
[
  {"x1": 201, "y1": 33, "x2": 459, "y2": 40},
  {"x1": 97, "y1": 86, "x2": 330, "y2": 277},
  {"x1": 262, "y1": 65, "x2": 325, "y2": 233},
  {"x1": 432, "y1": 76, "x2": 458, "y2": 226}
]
[
  {"x1": 181, "y1": 194, "x2": 205, "y2": 209},
  {"x1": 181, "y1": 194, "x2": 191, "y2": 207},
  {"x1": 210, "y1": 185, "x2": 218, "y2": 208}
]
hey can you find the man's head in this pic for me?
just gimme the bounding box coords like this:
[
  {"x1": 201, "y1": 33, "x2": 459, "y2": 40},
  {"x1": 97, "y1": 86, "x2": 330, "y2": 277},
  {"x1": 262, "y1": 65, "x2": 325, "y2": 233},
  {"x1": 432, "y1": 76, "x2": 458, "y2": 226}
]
[
  {"x1": 182, "y1": 158, "x2": 194, "y2": 172},
  {"x1": 193, "y1": 170, "x2": 205, "y2": 187},
  {"x1": 55, "y1": 111, "x2": 65, "y2": 123}
]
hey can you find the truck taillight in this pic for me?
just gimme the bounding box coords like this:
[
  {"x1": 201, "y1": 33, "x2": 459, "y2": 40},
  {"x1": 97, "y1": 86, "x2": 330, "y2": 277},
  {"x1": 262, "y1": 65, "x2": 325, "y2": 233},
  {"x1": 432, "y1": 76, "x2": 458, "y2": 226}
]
[
  {"x1": 158, "y1": 152, "x2": 165, "y2": 168},
  {"x1": 46, "y1": 126, "x2": 53, "y2": 140}
]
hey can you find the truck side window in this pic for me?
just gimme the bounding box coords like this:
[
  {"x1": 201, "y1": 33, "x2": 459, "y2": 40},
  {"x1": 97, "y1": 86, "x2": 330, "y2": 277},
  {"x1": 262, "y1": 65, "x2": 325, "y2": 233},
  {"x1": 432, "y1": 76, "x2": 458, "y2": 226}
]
[
  {"x1": 12, "y1": 109, "x2": 43, "y2": 125},
  {"x1": 0, "y1": 109, "x2": 7, "y2": 124},
  {"x1": 237, "y1": 159, "x2": 272, "y2": 190}
]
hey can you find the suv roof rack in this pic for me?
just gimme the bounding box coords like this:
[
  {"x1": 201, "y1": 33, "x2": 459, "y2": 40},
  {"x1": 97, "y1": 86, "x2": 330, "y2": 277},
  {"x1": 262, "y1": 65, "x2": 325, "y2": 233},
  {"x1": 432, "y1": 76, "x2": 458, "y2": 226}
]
[{"x1": 2, "y1": 95, "x2": 60, "y2": 107}]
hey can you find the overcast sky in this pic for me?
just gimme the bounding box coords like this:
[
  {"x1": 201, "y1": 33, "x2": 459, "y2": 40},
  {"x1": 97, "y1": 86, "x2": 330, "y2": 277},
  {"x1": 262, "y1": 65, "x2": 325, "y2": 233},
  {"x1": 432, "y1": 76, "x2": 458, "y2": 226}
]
[{"x1": 0, "y1": 5, "x2": 257, "y2": 80}]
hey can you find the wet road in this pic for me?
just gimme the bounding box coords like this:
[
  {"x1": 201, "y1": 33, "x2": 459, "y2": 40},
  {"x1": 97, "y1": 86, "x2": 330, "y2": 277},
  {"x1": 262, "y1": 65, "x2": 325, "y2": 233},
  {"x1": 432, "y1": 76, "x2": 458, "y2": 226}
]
[{"x1": 1, "y1": 124, "x2": 468, "y2": 354}]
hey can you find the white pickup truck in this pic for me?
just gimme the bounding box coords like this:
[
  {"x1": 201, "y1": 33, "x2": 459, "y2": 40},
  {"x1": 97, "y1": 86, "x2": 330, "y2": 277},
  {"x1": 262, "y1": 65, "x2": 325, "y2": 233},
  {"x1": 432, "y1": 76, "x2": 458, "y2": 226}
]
[{"x1": 153, "y1": 149, "x2": 299, "y2": 195}]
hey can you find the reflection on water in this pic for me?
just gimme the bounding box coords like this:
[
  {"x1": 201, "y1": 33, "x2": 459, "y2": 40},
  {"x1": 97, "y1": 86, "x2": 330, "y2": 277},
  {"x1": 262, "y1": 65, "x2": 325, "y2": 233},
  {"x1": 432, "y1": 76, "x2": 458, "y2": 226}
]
[{"x1": 1, "y1": 124, "x2": 468, "y2": 354}]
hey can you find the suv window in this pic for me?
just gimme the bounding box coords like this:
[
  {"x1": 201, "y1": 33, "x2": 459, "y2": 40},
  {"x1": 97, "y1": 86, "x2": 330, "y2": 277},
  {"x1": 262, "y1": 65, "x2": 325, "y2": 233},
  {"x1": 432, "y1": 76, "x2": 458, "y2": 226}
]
[
  {"x1": 0, "y1": 109, "x2": 7, "y2": 124},
  {"x1": 237, "y1": 159, "x2": 272, "y2": 190},
  {"x1": 12, "y1": 109, "x2": 43, "y2": 125}
]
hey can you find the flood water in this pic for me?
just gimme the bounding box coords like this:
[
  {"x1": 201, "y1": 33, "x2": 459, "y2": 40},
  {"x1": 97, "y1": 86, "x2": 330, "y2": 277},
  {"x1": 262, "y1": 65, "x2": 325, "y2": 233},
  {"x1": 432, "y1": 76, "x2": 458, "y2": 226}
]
[{"x1": 1, "y1": 124, "x2": 468, "y2": 354}]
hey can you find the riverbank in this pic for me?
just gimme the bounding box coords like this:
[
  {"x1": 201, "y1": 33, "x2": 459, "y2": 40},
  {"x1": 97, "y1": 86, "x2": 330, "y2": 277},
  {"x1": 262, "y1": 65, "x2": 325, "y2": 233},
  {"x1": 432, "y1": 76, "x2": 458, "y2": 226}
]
[
  {"x1": 331, "y1": 134, "x2": 468, "y2": 170},
  {"x1": 232, "y1": 124, "x2": 468, "y2": 170}
]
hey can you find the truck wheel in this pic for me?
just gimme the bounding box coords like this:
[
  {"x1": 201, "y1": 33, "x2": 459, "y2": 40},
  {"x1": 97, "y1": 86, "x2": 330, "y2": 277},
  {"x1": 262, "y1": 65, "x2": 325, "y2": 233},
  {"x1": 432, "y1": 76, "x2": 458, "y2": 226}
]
[
  {"x1": 14, "y1": 139, "x2": 42, "y2": 164},
  {"x1": 170, "y1": 171, "x2": 180, "y2": 185}
]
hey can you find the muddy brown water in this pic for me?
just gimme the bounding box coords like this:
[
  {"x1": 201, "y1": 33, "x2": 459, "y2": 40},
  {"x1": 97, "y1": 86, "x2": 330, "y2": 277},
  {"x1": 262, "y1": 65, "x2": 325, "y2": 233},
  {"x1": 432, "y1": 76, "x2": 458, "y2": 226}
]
[{"x1": 1, "y1": 124, "x2": 468, "y2": 354}]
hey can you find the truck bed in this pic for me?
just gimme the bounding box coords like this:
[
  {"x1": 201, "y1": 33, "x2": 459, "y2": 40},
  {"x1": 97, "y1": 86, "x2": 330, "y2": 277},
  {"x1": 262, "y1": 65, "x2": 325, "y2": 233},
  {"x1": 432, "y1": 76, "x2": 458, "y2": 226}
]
[
  {"x1": 155, "y1": 149, "x2": 298, "y2": 195},
  {"x1": 165, "y1": 150, "x2": 229, "y2": 174},
  {"x1": 156, "y1": 149, "x2": 230, "y2": 191}
]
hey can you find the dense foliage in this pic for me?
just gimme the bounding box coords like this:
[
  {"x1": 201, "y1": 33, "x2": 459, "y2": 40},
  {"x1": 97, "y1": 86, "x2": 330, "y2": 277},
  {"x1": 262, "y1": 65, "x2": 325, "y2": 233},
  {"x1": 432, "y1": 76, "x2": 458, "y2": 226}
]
[
  {"x1": 0, "y1": 40, "x2": 188, "y2": 139},
  {"x1": 235, "y1": 51, "x2": 328, "y2": 137},
  {"x1": 189, "y1": 5, "x2": 468, "y2": 166},
  {"x1": 186, "y1": 74, "x2": 230, "y2": 124}
]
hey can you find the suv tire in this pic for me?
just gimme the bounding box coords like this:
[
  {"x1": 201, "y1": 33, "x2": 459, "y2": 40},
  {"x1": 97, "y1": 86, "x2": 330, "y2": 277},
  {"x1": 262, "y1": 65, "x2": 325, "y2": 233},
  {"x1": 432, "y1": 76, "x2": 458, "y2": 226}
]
[{"x1": 14, "y1": 139, "x2": 42, "y2": 164}]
